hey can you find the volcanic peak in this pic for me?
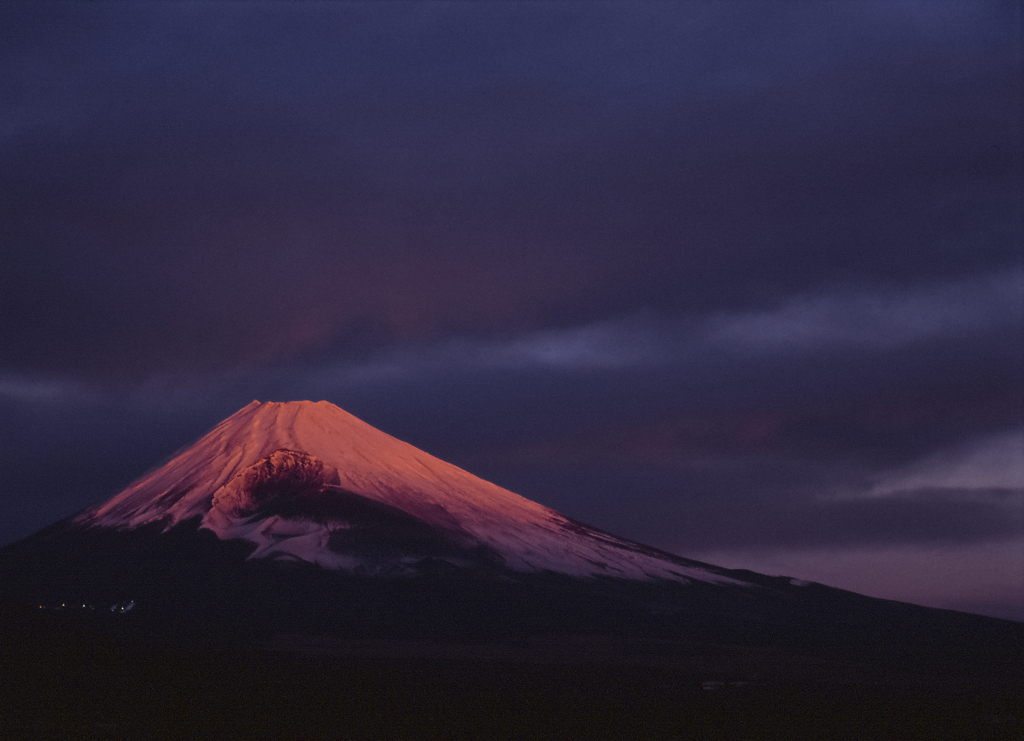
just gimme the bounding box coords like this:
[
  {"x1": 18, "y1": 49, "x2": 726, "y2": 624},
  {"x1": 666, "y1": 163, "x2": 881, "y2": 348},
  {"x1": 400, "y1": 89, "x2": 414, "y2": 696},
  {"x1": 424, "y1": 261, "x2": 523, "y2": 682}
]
[{"x1": 73, "y1": 400, "x2": 743, "y2": 584}]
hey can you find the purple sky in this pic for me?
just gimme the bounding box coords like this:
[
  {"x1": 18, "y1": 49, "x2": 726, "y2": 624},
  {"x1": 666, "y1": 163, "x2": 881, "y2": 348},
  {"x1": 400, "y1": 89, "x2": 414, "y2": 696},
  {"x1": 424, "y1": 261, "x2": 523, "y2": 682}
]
[{"x1": 1, "y1": 2, "x2": 1021, "y2": 620}]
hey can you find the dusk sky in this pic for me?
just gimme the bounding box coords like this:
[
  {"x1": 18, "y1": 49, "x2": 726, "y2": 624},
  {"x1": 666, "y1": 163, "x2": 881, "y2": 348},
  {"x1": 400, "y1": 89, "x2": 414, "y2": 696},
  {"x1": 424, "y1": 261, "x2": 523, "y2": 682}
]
[{"x1": 2, "y1": 2, "x2": 1021, "y2": 620}]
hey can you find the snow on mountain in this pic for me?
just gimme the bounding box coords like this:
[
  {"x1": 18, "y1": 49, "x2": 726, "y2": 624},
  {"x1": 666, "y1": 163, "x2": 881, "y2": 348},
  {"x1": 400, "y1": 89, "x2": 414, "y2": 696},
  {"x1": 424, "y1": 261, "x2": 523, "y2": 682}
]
[{"x1": 74, "y1": 400, "x2": 742, "y2": 585}]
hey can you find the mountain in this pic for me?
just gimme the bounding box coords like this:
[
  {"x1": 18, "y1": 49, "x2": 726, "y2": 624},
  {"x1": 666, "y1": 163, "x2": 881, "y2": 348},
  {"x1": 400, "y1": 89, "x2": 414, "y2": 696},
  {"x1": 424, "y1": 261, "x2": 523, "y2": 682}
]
[
  {"x1": 70, "y1": 399, "x2": 743, "y2": 585},
  {"x1": 0, "y1": 399, "x2": 1016, "y2": 638},
  {"x1": 1, "y1": 400, "x2": 1021, "y2": 738},
  {"x1": 1, "y1": 399, "x2": 784, "y2": 641}
]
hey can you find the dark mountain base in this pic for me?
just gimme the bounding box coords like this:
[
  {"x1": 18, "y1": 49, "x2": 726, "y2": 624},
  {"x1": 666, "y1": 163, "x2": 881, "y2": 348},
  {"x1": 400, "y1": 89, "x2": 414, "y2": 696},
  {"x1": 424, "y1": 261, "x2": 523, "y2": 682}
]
[
  {"x1": 0, "y1": 519, "x2": 1019, "y2": 647},
  {"x1": 1, "y1": 520, "x2": 1021, "y2": 739},
  {"x1": 1, "y1": 606, "x2": 1021, "y2": 741}
]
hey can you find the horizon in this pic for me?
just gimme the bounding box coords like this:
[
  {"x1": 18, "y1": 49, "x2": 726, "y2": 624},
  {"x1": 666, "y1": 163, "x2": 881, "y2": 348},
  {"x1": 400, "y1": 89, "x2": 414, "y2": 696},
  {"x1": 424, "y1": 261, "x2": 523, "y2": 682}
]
[{"x1": 1, "y1": 2, "x2": 1021, "y2": 621}]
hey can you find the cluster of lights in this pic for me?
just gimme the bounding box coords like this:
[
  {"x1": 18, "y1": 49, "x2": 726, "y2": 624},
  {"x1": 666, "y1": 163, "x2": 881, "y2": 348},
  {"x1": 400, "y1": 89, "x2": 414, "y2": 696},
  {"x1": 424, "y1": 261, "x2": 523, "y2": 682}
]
[{"x1": 38, "y1": 599, "x2": 135, "y2": 613}]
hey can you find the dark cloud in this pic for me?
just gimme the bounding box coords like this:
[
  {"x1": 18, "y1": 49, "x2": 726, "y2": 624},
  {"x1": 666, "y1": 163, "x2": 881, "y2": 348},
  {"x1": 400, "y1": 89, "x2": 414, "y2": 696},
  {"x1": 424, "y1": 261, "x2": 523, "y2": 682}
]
[{"x1": 1, "y1": 2, "x2": 1018, "y2": 379}]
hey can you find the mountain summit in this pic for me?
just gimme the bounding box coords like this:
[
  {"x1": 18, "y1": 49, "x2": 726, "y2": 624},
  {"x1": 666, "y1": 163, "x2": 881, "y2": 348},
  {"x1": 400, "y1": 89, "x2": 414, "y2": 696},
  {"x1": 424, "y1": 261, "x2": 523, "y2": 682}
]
[{"x1": 73, "y1": 400, "x2": 740, "y2": 584}]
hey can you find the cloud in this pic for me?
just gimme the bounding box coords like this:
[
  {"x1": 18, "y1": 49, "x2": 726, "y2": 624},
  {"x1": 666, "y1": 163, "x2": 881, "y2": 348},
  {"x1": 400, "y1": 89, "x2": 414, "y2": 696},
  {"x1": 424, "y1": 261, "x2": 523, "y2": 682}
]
[
  {"x1": 1, "y1": 2, "x2": 1019, "y2": 382},
  {"x1": 688, "y1": 538, "x2": 1024, "y2": 621},
  {"x1": 872, "y1": 428, "x2": 1024, "y2": 494},
  {"x1": 806, "y1": 486, "x2": 1023, "y2": 547},
  {"x1": 0, "y1": 374, "x2": 85, "y2": 404},
  {"x1": 704, "y1": 269, "x2": 1024, "y2": 353},
  {"x1": 296, "y1": 267, "x2": 1020, "y2": 384}
]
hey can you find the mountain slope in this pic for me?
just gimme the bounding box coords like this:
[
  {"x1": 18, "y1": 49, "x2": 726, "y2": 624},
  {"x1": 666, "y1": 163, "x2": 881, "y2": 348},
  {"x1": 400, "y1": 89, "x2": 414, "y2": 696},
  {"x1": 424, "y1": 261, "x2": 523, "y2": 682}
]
[{"x1": 72, "y1": 400, "x2": 743, "y2": 584}]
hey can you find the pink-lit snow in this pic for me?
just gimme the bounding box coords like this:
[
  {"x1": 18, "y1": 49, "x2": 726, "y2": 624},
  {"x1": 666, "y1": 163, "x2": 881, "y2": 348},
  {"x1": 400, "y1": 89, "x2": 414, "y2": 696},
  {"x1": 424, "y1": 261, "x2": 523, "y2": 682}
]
[{"x1": 75, "y1": 400, "x2": 742, "y2": 584}]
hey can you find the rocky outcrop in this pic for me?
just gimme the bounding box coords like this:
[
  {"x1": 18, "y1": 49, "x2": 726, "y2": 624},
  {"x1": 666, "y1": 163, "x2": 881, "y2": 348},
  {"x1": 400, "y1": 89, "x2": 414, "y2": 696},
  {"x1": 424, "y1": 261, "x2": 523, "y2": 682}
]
[{"x1": 209, "y1": 449, "x2": 337, "y2": 520}]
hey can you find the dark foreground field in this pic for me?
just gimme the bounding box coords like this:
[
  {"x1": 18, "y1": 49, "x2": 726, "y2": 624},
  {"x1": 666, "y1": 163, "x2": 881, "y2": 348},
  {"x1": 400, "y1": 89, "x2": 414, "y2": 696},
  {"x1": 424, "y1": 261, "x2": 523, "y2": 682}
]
[
  {"x1": 2, "y1": 524, "x2": 1021, "y2": 739},
  {"x1": 1, "y1": 606, "x2": 1021, "y2": 741}
]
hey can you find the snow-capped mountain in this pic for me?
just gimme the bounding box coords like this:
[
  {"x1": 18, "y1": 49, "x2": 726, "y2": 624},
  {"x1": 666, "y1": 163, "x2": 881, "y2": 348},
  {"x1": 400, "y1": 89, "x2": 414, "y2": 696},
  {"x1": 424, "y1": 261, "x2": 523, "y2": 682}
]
[{"x1": 73, "y1": 400, "x2": 742, "y2": 585}]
